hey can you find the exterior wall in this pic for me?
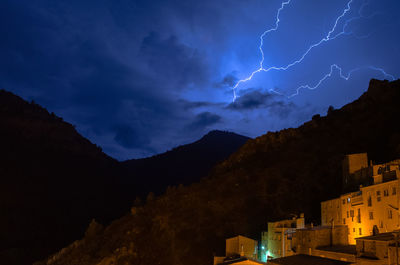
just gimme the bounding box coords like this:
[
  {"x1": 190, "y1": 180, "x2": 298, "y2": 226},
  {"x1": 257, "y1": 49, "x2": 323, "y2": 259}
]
[
  {"x1": 344, "y1": 153, "x2": 369, "y2": 175},
  {"x1": 388, "y1": 245, "x2": 400, "y2": 265},
  {"x1": 356, "y1": 240, "x2": 390, "y2": 260},
  {"x1": 356, "y1": 257, "x2": 387, "y2": 265},
  {"x1": 321, "y1": 159, "x2": 400, "y2": 244},
  {"x1": 267, "y1": 216, "x2": 304, "y2": 258},
  {"x1": 360, "y1": 180, "x2": 400, "y2": 238},
  {"x1": 226, "y1": 236, "x2": 258, "y2": 259},
  {"x1": 321, "y1": 198, "x2": 342, "y2": 226},
  {"x1": 339, "y1": 179, "x2": 400, "y2": 244},
  {"x1": 342, "y1": 153, "x2": 371, "y2": 193},
  {"x1": 214, "y1": 256, "x2": 225, "y2": 265},
  {"x1": 312, "y1": 249, "x2": 356, "y2": 263},
  {"x1": 295, "y1": 226, "x2": 348, "y2": 255},
  {"x1": 226, "y1": 236, "x2": 239, "y2": 256}
]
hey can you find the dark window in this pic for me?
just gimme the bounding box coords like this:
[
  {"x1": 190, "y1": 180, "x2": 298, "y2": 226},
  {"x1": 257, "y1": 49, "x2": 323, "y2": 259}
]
[
  {"x1": 368, "y1": 196, "x2": 372, "y2": 207},
  {"x1": 384, "y1": 189, "x2": 389, "y2": 196},
  {"x1": 369, "y1": 212, "x2": 374, "y2": 220},
  {"x1": 393, "y1": 187, "x2": 397, "y2": 195}
]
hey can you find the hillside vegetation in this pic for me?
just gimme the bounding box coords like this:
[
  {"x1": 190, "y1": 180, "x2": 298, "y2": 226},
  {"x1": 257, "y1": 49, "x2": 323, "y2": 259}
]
[
  {"x1": 0, "y1": 89, "x2": 249, "y2": 265},
  {"x1": 36, "y1": 79, "x2": 400, "y2": 265}
]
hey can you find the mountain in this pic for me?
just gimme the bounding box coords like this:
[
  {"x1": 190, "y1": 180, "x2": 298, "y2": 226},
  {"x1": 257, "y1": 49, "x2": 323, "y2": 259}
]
[
  {"x1": 35, "y1": 79, "x2": 400, "y2": 265},
  {"x1": 121, "y1": 130, "x2": 250, "y2": 197},
  {"x1": 0, "y1": 89, "x2": 249, "y2": 265},
  {"x1": 0, "y1": 90, "x2": 130, "y2": 265}
]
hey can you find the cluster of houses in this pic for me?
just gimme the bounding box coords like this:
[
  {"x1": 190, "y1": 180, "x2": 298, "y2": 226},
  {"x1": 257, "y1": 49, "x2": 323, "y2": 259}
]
[{"x1": 214, "y1": 153, "x2": 400, "y2": 265}]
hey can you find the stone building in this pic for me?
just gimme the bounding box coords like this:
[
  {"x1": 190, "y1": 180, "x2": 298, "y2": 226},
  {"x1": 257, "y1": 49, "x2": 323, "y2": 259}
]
[
  {"x1": 214, "y1": 235, "x2": 261, "y2": 265},
  {"x1": 225, "y1": 235, "x2": 258, "y2": 259},
  {"x1": 321, "y1": 154, "x2": 400, "y2": 244},
  {"x1": 295, "y1": 225, "x2": 349, "y2": 255},
  {"x1": 266, "y1": 214, "x2": 305, "y2": 258}
]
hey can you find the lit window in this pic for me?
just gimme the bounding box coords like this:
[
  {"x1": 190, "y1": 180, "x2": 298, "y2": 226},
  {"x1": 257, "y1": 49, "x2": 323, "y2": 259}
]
[{"x1": 347, "y1": 198, "x2": 351, "y2": 203}]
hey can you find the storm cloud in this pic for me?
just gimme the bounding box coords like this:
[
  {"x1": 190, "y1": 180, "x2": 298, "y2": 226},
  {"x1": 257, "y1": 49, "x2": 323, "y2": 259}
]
[{"x1": 1, "y1": 0, "x2": 399, "y2": 159}]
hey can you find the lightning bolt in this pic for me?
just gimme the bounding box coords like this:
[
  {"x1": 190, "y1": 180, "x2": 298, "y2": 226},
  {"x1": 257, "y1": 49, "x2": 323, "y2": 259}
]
[
  {"x1": 231, "y1": 0, "x2": 396, "y2": 101},
  {"x1": 285, "y1": 65, "x2": 396, "y2": 98}
]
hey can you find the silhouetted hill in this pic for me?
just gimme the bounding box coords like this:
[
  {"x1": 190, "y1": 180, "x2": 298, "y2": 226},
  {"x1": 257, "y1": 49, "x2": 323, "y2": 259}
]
[
  {"x1": 0, "y1": 90, "x2": 128, "y2": 265},
  {"x1": 36, "y1": 79, "x2": 400, "y2": 265},
  {"x1": 0, "y1": 89, "x2": 249, "y2": 265},
  {"x1": 121, "y1": 130, "x2": 250, "y2": 196}
]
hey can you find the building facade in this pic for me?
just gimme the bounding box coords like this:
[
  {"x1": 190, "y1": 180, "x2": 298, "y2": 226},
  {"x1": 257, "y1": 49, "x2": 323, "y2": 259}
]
[
  {"x1": 225, "y1": 235, "x2": 258, "y2": 259},
  {"x1": 266, "y1": 214, "x2": 305, "y2": 258},
  {"x1": 321, "y1": 154, "x2": 400, "y2": 244}
]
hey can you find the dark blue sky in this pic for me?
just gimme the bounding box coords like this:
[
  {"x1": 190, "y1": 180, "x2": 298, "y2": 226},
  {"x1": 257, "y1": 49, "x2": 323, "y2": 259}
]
[{"x1": 1, "y1": 0, "x2": 399, "y2": 160}]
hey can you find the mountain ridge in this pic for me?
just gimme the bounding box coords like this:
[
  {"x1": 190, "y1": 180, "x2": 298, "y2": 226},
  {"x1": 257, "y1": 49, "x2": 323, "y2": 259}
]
[
  {"x1": 121, "y1": 129, "x2": 250, "y2": 196},
  {"x1": 34, "y1": 78, "x2": 400, "y2": 265},
  {"x1": 0, "y1": 88, "x2": 249, "y2": 265}
]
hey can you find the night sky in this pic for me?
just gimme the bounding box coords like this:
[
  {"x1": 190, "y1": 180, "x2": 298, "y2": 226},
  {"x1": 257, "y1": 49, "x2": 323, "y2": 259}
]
[{"x1": 1, "y1": 0, "x2": 399, "y2": 160}]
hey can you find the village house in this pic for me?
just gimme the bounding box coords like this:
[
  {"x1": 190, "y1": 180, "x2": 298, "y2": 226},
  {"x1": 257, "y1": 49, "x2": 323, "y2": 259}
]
[
  {"x1": 215, "y1": 153, "x2": 400, "y2": 265},
  {"x1": 262, "y1": 214, "x2": 305, "y2": 259},
  {"x1": 214, "y1": 235, "x2": 262, "y2": 265},
  {"x1": 321, "y1": 153, "x2": 400, "y2": 244}
]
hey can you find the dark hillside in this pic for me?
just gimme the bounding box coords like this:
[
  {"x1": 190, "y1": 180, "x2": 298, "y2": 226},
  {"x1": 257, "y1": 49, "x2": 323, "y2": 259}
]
[
  {"x1": 121, "y1": 130, "x2": 250, "y2": 196},
  {"x1": 0, "y1": 90, "x2": 127, "y2": 265},
  {"x1": 0, "y1": 90, "x2": 249, "y2": 265},
  {"x1": 36, "y1": 79, "x2": 400, "y2": 265}
]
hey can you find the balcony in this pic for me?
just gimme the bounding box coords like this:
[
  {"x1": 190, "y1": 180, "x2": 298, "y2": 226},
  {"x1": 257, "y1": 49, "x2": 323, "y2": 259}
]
[{"x1": 351, "y1": 195, "x2": 364, "y2": 206}]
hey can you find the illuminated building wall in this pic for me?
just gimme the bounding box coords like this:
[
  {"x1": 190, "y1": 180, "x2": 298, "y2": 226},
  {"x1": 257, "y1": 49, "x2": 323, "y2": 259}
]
[
  {"x1": 266, "y1": 214, "x2": 305, "y2": 258},
  {"x1": 321, "y1": 156, "x2": 400, "y2": 244},
  {"x1": 225, "y1": 235, "x2": 258, "y2": 259},
  {"x1": 295, "y1": 225, "x2": 348, "y2": 253}
]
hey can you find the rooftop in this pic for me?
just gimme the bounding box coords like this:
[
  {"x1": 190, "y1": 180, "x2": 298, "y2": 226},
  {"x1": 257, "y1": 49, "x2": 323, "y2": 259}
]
[
  {"x1": 316, "y1": 245, "x2": 357, "y2": 255},
  {"x1": 217, "y1": 257, "x2": 266, "y2": 265},
  {"x1": 297, "y1": 225, "x2": 347, "y2": 231},
  {"x1": 268, "y1": 254, "x2": 352, "y2": 265},
  {"x1": 356, "y1": 232, "x2": 398, "y2": 241}
]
